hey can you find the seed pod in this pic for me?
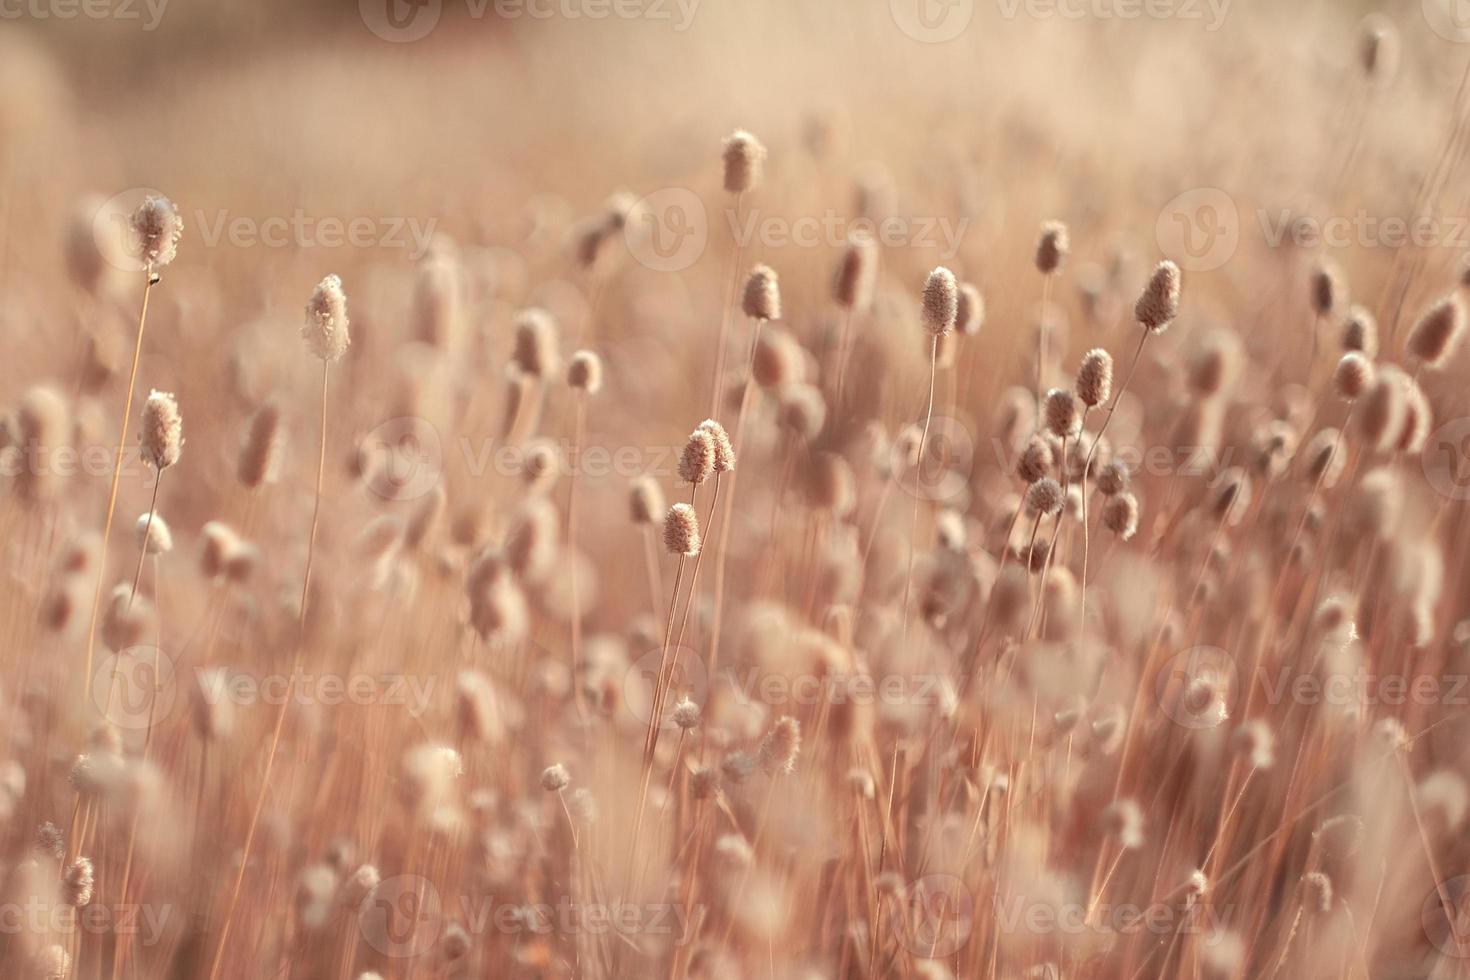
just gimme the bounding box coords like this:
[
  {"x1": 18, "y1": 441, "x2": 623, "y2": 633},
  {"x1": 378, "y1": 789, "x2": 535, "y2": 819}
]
[
  {"x1": 138, "y1": 389, "x2": 182, "y2": 470},
  {"x1": 1075, "y1": 348, "x2": 1113, "y2": 407},
  {"x1": 512, "y1": 308, "x2": 560, "y2": 378},
  {"x1": 921, "y1": 267, "x2": 958, "y2": 337},
  {"x1": 1016, "y1": 435, "x2": 1053, "y2": 484},
  {"x1": 834, "y1": 233, "x2": 877, "y2": 312},
  {"x1": 955, "y1": 282, "x2": 985, "y2": 336},
  {"x1": 1043, "y1": 388, "x2": 1078, "y2": 437},
  {"x1": 678, "y1": 428, "x2": 715, "y2": 487},
  {"x1": 630, "y1": 476, "x2": 666, "y2": 525},
  {"x1": 1101, "y1": 492, "x2": 1139, "y2": 540},
  {"x1": 1406, "y1": 293, "x2": 1465, "y2": 369},
  {"x1": 303, "y1": 274, "x2": 350, "y2": 362},
  {"x1": 1135, "y1": 260, "x2": 1181, "y2": 332},
  {"x1": 742, "y1": 264, "x2": 781, "y2": 321},
  {"x1": 1332, "y1": 352, "x2": 1374, "y2": 401},
  {"x1": 722, "y1": 129, "x2": 766, "y2": 194},
  {"x1": 697, "y1": 419, "x2": 736, "y2": 474},
  {"x1": 663, "y1": 502, "x2": 701, "y2": 556},
  {"x1": 566, "y1": 350, "x2": 603, "y2": 393},
  {"x1": 1341, "y1": 305, "x2": 1378, "y2": 356},
  {"x1": 1035, "y1": 221, "x2": 1069, "y2": 275},
  {"x1": 130, "y1": 195, "x2": 183, "y2": 269},
  {"x1": 238, "y1": 401, "x2": 282, "y2": 488}
]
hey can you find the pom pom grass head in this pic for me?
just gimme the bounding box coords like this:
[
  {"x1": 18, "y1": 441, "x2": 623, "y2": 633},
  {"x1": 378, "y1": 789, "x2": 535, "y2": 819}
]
[
  {"x1": 129, "y1": 194, "x2": 183, "y2": 270},
  {"x1": 138, "y1": 389, "x2": 182, "y2": 470},
  {"x1": 722, "y1": 129, "x2": 766, "y2": 194},
  {"x1": 1135, "y1": 260, "x2": 1181, "y2": 332},
  {"x1": 302, "y1": 274, "x2": 350, "y2": 362}
]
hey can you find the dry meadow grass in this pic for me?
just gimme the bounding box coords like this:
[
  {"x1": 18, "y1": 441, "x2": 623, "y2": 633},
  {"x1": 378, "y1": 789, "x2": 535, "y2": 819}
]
[{"x1": 3, "y1": 1, "x2": 1470, "y2": 977}]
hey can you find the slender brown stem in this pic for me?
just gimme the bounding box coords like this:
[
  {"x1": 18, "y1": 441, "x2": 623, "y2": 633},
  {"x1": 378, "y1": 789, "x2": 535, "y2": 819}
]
[
  {"x1": 209, "y1": 359, "x2": 330, "y2": 980},
  {"x1": 84, "y1": 270, "x2": 154, "y2": 701}
]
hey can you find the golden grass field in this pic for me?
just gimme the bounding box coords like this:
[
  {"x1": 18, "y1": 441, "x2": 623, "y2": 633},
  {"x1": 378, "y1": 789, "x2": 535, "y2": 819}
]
[{"x1": 4, "y1": 0, "x2": 1470, "y2": 977}]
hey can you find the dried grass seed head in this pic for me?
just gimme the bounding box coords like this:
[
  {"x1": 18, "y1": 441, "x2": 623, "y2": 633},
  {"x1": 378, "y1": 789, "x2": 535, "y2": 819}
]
[
  {"x1": 512, "y1": 307, "x2": 560, "y2": 377},
  {"x1": 1102, "y1": 492, "x2": 1139, "y2": 540},
  {"x1": 1043, "y1": 388, "x2": 1078, "y2": 437},
  {"x1": 1076, "y1": 348, "x2": 1113, "y2": 407},
  {"x1": 834, "y1": 233, "x2": 877, "y2": 311},
  {"x1": 1135, "y1": 260, "x2": 1181, "y2": 332},
  {"x1": 1406, "y1": 293, "x2": 1465, "y2": 368},
  {"x1": 130, "y1": 194, "x2": 182, "y2": 269},
  {"x1": 1016, "y1": 434, "x2": 1054, "y2": 484},
  {"x1": 663, "y1": 502, "x2": 701, "y2": 556},
  {"x1": 697, "y1": 419, "x2": 736, "y2": 473},
  {"x1": 303, "y1": 274, "x2": 350, "y2": 362},
  {"x1": 921, "y1": 266, "x2": 958, "y2": 336},
  {"x1": 566, "y1": 350, "x2": 604, "y2": 393},
  {"x1": 742, "y1": 264, "x2": 782, "y2": 321},
  {"x1": 134, "y1": 512, "x2": 172, "y2": 555},
  {"x1": 1342, "y1": 305, "x2": 1379, "y2": 356},
  {"x1": 139, "y1": 389, "x2": 182, "y2": 469},
  {"x1": 758, "y1": 715, "x2": 801, "y2": 775},
  {"x1": 956, "y1": 282, "x2": 985, "y2": 336},
  {"x1": 722, "y1": 129, "x2": 766, "y2": 194},
  {"x1": 1035, "y1": 221, "x2": 1069, "y2": 275},
  {"x1": 630, "y1": 476, "x2": 667, "y2": 525},
  {"x1": 1025, "y1": 477, "x2": 1064, "y2": 516},
  {"x1": 1096, "y1": 459, "x2": 1130, "y2": 496},
  {"x1": 1311, "y1": 259, "x2": 1346, "y2": 317},
  {"x1": 1332, "y1": 352, "x2": 1374, "y2": 401},
  {"x1": 238, "y1": 400, "x2": 282, "y2": 488},
  {"x1": 678, "y1": 427, "x2": 716, "y2": 486}
]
